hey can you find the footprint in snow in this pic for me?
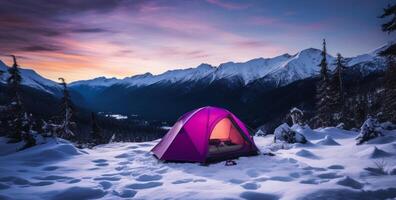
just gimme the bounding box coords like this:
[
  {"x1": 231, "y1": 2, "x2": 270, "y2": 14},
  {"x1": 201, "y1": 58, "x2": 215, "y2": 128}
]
[
  {"x1": 317, "y1": 172, "x2": 342, "y2": 179},
  {"x1": 269, "y1": 176, "x2": 294, "y2": 182},
  {"x1": 115, "y1": 153, "x2": 130, "y2": 159},
  {"x1": 155, "y1": 168, "x2": 168, "y2": 174},
  {"x1": 300, "y1": 178, "x2": 329, "y2": 185},
  {"x1": 67, "y1": 179, "x2": 81, "y2": 184},
  {"x1": 125, "y1": 182, "x2": 163, "y2": 190},
  {"x1": 328, "y1": 165, "x2": 345, "y2": 170},
  {"x1": 42, "y1": 166, "x2": 60, "y2": 171},
  {"x1": 99, "y1": 181, "x2": 112, "y2": 190},
  {"x1": 119, "y1": 171, "x2": 132, "y2": 176},
  {"x1": 193, "y1": 179, "x2": 206, "y2": 183},
  {"x1": 138, "y1": 143, "x2": 153, "y2": 147},
  {"x1": 136, "y1": 174, "x2": 162, "y2": 182},
  {"x1": 253, "y1": 177, "x2": 268, "y2": 182},
  {"x1": 102, "y1": 173, "x2": 119, "y2": 177},
  {"x1": 302, "y1": 166, "x2": 327, "y2": 171},
  {"x1": 289, "y1": 172, "x2": 300, "y2": 178},
  {"x1": 246, "y1": 169, "x2": 260, "y2": 178},
  {"x1": 229, "y1": 179, "x2": 245, "y2": 184},
  {"x1": 240, "y1": 192, "x2": 279, "y2": 200},
  {"x1": 92, "y1": 159, "x2": 107, "y2": 163},
  {"x1": 172, "y1": 179, "x2": 193, "y2": 184},
  {"x1": 132, "y1": 150, "x2": 146, "y2": 154},
  {"x1": 241, "y1": 182, "x2": 260, "y2": 190},
  {"x1": 113, "y1": 189, "x2": 137, "y2": 198},
  {"x1": 118, "y1": 161, "x2": 130, "y2": 165},
  {"x1": 95, "y1": 163, "x2": 109, "y2": 167},
  {"x1": 93, "y1": 176, "x2": 121, "y2": 181},
  {"x1": 30, "y1": 181, "x2": 54, "y2": 186}
]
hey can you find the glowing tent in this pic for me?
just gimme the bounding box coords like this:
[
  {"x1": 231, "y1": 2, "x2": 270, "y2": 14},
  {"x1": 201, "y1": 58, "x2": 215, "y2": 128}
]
[{"x1": 151, "y1": 106, "x2": 259, "y2": 162}]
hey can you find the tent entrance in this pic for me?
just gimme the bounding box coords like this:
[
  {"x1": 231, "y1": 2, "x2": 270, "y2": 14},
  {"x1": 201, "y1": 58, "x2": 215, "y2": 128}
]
[{"x1": 208, "y1": 117, "x2": 248, "y2": 157}]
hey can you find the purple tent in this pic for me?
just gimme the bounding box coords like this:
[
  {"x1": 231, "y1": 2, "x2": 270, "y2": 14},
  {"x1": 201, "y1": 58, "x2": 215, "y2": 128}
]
[{"x1": 152, "y1": 106, "x2": 259, "y2": 162}]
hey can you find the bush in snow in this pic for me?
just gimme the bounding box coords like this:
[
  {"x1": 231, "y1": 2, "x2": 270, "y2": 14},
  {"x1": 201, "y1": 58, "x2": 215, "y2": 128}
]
[
  {"x1": 274, "y1": 123, "x2": 307, "y2": 144},
  {"x1": 356, "y1": 116, "x2": 383, "y2": 145}
]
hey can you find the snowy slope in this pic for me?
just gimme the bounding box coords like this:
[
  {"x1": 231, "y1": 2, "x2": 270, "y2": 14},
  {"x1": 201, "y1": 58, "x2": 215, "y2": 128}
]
[
  {"x1": 70, "y1": 44, "x2": 386, "y2": 89},
  {"x1": 0, "y1": 127, "x2": 395, "y2": 200},
  {"x1": 0, "y1": 60, "x2": 62, "y2": 95}
]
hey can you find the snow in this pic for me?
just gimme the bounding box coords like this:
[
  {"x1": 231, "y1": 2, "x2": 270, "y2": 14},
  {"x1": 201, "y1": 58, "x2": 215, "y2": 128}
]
[
  {"x1": 0, "y1": 127, "x2": 395, "y2": 200},
  {"x1": 69, "y1": 45, "x2": 388, "y2": 90},
  {"x1": 0, "y1": 61, "x2": 61, "y2": 94},
  {"x1": 105, "y1": 114, "x2": 128, "y2": 120}
]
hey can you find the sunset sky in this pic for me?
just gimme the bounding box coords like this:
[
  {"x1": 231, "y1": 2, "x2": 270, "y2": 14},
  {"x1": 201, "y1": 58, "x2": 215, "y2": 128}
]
[{"x1": 0, "y1": 0, "x2": 394, "y2": 82}]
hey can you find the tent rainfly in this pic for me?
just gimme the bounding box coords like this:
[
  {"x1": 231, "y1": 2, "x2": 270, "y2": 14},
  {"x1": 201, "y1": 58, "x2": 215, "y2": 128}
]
[{"x1": 152, "y1": 106, "x2": 259, "y2": 162}]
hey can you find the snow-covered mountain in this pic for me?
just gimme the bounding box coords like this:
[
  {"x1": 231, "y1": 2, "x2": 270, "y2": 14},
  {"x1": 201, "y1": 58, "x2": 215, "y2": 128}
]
[
  {"x1": 0, "y1": 44, "x2": 387, "y2": 96},
  {"x1": 70, "y1": 44, "x2": 387, "y2": 89},
  {"x1": 0, "y1": 60, "x2": 62, "y2": 95}
]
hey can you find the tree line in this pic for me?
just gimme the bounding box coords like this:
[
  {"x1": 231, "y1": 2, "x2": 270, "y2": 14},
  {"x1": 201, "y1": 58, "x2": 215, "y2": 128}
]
[
  {"x1": 0, "y1": 56, "x2": 165, "y2": 149},
  {"x1": 312, "y1": 4, "x2": 396, "y2": 129}
]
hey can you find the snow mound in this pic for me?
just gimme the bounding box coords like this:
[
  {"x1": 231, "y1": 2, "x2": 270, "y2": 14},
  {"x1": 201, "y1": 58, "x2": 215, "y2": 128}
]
[
  {"x1": 3, "y1": 139, "x2": 82, "y2": 163},
  {"x1": 295, "y1": 149, "x2": 321, "y2": 159},
  {"x1": 316, "y1": 135, "x2": 340, "y2": 146},
  {"x1": 359, "y1": 146, "x2": 393, "y2": 159},
  {"x1": 336, "y1": 176, "x2": 364, "y2": 189}
]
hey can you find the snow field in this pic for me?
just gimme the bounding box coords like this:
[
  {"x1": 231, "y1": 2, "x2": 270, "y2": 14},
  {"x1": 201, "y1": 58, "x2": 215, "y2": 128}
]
[{"x1": 0, "y1": 126, "x2": 395, "y2": 200}]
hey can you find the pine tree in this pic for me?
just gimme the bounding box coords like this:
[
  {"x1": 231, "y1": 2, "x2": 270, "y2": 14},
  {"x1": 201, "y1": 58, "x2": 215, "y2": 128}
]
[
  {"x1": 58, "y1": 78, "x2": 75, "y2": 139},
  {"x1": 7, "y1": 55, "x2": 22, "y2": 99},
  {"x1": 380, "y1": 4, "x2": 396, "y2": 33},
  {"x1": 91, "y1": 112, "x2": 104, "y2": 145},
  {"x1": 379, "y1": 3, "x2": 396, "y2": 123},
  {"x1": 329, "y1": 53, "x2": 346, "y2": 124},
  {"x1": 315, "y1": 39, "x2": 332, "y2": 127},
  {"x1": 20, "y1": 113, "x2": 37, "y2": 149},
  {"x1": 7, "y1": 55, "x2": 24, "y2": 142},
  {"x1": 382, "y1": 57, "x2": 396, "y2": 122}
]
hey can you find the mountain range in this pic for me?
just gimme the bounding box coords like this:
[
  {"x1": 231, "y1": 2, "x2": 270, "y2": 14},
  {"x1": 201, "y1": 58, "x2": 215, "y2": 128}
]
[{"x1": 0, "y1": 44, "x2": 389, "y2": 128}]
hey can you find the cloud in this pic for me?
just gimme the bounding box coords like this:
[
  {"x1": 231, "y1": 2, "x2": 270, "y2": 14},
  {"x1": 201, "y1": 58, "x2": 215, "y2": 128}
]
[
  {"x1": 206, "y1": 0, "x2": 251, "y2": 10},
  {"x1": 71, "y1": 28, "x2": 111, "y2": 33},
  {"x1": 21, "y1": 45, "x2": 63, "y2": 52},
  {"x1": 0, "y1": 0, "x2": 131, "y2": 54}
]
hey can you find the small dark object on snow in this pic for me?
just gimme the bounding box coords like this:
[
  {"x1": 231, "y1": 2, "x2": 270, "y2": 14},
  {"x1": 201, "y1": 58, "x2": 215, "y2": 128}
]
[
  {"x1": 225, "y1": 160, "x2": 237, "y2": 166},
  {"x1": 263, "y1": 152, "x2": 276, "y2": 156}
]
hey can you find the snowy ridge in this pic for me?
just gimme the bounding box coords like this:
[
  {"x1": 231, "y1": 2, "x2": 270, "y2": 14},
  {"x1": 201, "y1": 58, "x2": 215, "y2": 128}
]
[
  {"x1": 0, "y1": 61, "x2": 62, "y2": 94},
  {"x1": 70, "y1": 44, "x2": 388, "y2": 89},
  {"x1": 0, "y1": 43, "x2": 389, "y2": 94}
]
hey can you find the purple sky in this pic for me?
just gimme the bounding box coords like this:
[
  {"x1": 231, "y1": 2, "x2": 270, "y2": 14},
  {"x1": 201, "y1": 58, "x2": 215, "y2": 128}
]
[{"x1": 0, "y1": 0, "x2": 394, "y2": 81}]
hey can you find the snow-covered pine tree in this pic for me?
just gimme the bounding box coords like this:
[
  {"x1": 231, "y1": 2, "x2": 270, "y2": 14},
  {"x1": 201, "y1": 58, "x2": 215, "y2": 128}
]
[
  {"x1": 356, "y1": 116, "x2": 383, "y2": 145},
  {"x1": 315, "y1": 39, "x2": 332, "y2": 127},
  {"x1": 91, "y1": 112, "x2": 105, "y2": 145},
  {"x1": 290, "y1": 107, "x2": 304, "y2": 126},
  {"x1": 329, "y1": 53, "x2": 347, "y2": 124},
  {"x1": 20, "y1": 113, "x2": 37, "y2": 149},
  {"x1": 380, "y1": 4, "x2": 396, "y2": 33},
  {"x1": 6, "y1": 55, "x2": 24, "y2": 142},
  {"x1": 379, "y1": 4, "x2": 396, "y2": 123},
  {"x1": 58, "y1": 78, "x2": 75, "y2": 139}
]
